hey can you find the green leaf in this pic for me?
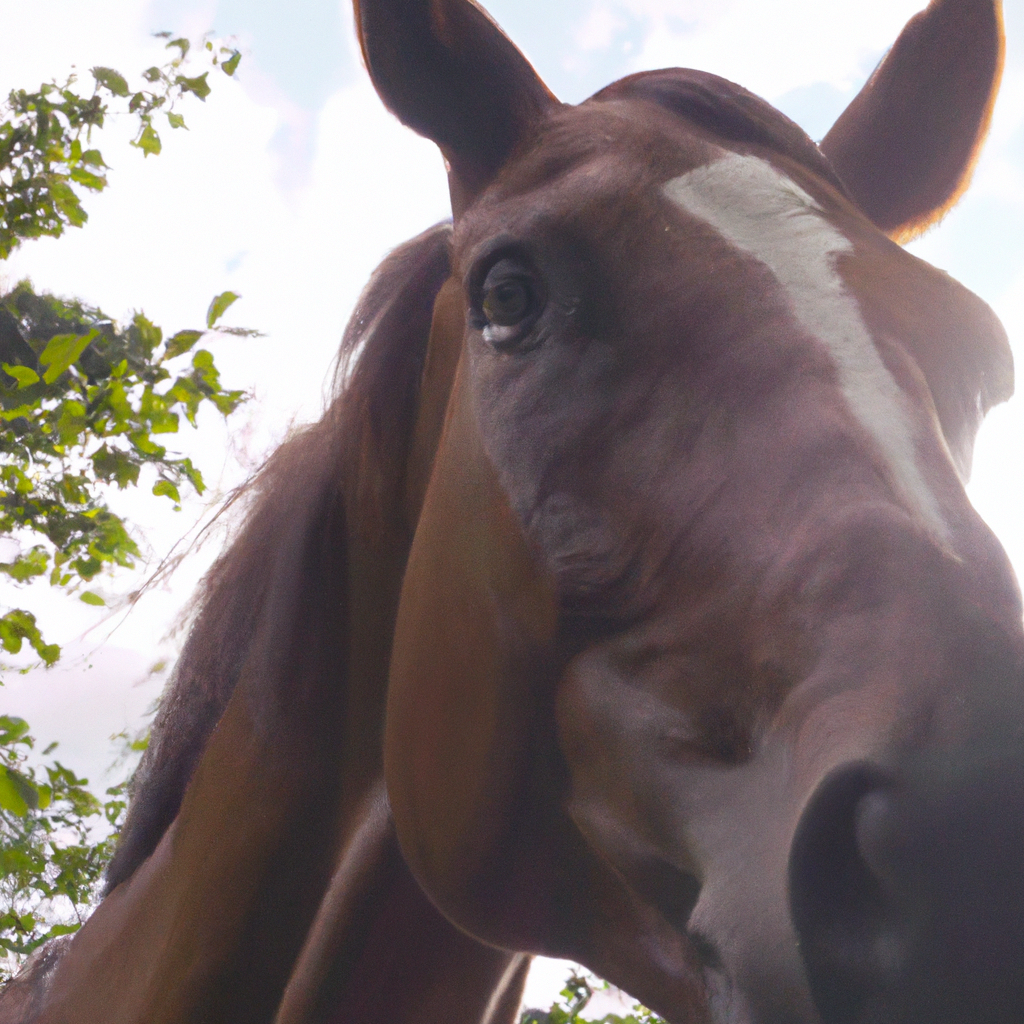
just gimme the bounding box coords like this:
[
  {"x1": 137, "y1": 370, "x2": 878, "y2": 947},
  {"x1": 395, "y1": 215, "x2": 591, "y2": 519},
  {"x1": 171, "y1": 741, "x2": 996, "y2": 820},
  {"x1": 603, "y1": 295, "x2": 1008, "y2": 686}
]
[
  {"x1": 0, "y1": 768, "x2": 36, "y2": 816},
  {"x1": 131, "y1": 312, "x2": 163, "y2": 355},
  {"x1": 95, "y1": 379, "x2": 133, "y2": 425},
  {"x1": 69, "y1": 166, "x2": 107, "y2": 190},
  {"x1": 167, "y1": 111, "x2": 186, "y2": 130},
  {"x1": 0, "y1": 770, "x2": 28, "y2": 815},
  {"x1": 0, "y1": 403, "x2": 38, "y2": 421},
  {"x1": 192, "y1": 348, "x2": 215, "y2": 377},
  {"x1": 166, "y1": 37, "x2": 190, "y2": 59},
  {"x1": 211, "y1": 389, "x2": 245, "y2": 416},
  {"x1": 163, "y1": 329, "x2": 203, "y2": 361},
  {"x1": 39, "y1": 330, "x2": 97, "y2": 383},
  {"x1": 178, "y1": 457, "x2": 205, "y2": 495},
  {"x1": 206, "y1": 291, "x2": 239, "y2": 328},
  {"x1": 213, "y1": 326, "x2": 264, "y2": 338},
  {"x1": 55, "y1": 399, "x2": 87, "y2": 445},
  {"x1": 221, "y1": 50, "x2": 241, "y2": 76},
  {"x1": 70, "y1": 555, "x2": 102, "y2": 581},
  {"x1": 92, "y1": 447, "x2": 141, "y2": 489},
  {"x1": 0, "y1": 547, "x2": 49, "y2": 583},
  {"x1": 0, "y1": 718, "x2": 31, "y2": 748},
  {"x1": 140, "y1": 388, "x2": 179, "y2": 433},
  {"x1": 152, "y1": 479, "x2": 180, "y2": 502},
  {"x1": 150, "y1": 410, "x2": 179, "y2": 434},
  {"x1": 134, "y1": 122, "x2": 161, "y2": 156},
  {"x1": 130, "y1": 431, "x2": 165, "y2": 457},
  {"x1": 2, "y1": 364, "x2": 40, "y2": 388},
  {"x1": 175, "y1": 72, "x2": 210, "y2": 101},
  {"x1": 48, "y1": 180, "x2": 88, "y2": 228},
  {"x1": 91, "y1": 67, "x2": 129, "y2": 97},
  {"x1": 79, "y1": 591, "x2": 105, "y2": 607}
]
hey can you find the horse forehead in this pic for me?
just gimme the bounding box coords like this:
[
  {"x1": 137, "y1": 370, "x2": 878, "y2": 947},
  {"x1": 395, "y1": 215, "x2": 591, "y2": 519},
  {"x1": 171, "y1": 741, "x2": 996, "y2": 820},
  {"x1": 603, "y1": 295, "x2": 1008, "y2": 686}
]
[
  {"x1": 663, "y1": 150, "x2": 952, "y2": 548},
  {"x1": 456, "y1": 100, "x2": 714, "y2": 234}
]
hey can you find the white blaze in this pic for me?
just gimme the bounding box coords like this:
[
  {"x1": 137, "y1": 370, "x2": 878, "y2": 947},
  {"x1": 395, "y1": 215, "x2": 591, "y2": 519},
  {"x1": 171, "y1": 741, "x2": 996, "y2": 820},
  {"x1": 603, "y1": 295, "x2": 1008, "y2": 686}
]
[{"x1": 663, "y1": 152, "x2": 949, "y2": 544}]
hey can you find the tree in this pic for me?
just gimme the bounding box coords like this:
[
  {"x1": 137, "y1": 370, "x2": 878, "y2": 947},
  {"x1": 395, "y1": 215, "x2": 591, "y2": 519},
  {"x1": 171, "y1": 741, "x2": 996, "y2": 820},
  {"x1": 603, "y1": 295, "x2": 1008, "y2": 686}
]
[
  {"x1": 0, "y1": 33, "x2": 252, "y2": 664},
  {"x1": 0, "y1": 35, "x2": 250, "y2": 980}
]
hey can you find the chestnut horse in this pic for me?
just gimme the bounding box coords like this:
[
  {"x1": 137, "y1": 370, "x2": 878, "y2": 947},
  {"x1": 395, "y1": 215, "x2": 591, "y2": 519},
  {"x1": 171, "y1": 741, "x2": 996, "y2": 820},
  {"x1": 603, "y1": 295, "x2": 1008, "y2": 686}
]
[{"x1": 1, "y1": 0, "x2": 1019, "y2": 1021}]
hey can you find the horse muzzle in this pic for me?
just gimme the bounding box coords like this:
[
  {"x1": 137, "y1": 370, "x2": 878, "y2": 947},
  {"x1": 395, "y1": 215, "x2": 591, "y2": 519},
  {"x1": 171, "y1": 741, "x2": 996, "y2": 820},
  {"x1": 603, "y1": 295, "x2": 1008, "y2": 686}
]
[{"x1": 790, "y1": 751, "x2": 1024, "y2": 1024}]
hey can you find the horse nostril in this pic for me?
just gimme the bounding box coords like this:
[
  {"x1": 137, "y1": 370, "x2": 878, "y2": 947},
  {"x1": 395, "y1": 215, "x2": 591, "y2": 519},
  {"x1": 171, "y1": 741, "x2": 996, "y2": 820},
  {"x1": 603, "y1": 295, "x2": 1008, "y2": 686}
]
[
  {"x1": 789, "y1": 763, "x2": 900, "y2": 1024},
  {"x1": 792, "y1": 751, "x2": 1024, "y2": 1024}
]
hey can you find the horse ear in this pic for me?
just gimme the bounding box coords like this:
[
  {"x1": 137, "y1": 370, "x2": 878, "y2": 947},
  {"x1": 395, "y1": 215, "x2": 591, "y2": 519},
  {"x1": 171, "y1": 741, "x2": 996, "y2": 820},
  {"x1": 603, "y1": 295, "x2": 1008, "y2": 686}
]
[
  {"x1": 821, "y1": 0, "x2": 1004, "y2": 242},
  {"x1": 353, "y1": 0, "x2": 558, "y2": 210}
]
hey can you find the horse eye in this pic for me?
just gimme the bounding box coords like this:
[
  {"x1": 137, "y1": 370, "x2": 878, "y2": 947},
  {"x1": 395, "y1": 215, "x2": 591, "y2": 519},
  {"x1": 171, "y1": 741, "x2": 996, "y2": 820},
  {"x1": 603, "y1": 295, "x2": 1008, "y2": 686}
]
[
  {"x1": 478, "y1": 258, "x2": 543, "y2": 349},
  {"x1": 483, "y1": 278, "x2": 530, "y2": 326}
]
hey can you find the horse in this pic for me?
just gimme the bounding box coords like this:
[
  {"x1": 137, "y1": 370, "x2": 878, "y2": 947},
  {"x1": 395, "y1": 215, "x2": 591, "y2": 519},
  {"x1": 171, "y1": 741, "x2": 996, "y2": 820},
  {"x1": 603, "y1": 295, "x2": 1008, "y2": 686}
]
[{"x1": 0, "y1": 0, "x2": 1018, "y2": 1020}]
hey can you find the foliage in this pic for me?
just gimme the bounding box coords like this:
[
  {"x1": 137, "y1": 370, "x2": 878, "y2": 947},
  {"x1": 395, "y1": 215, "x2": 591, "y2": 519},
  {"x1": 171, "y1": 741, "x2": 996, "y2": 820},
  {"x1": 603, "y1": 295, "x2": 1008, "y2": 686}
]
[
  {"x1": 520, "y1": 970, "x2": 667, "y2": 1024},
  {"x1": 0, "y1": 37, "x2": 254, "y2": 667},
  {"x1": 0, "y1": 34, "x2": 241, "y2": 260},
  {"x1": 0, "y1": 715, "x2": 134, "y2": 981},
  {"x1": 0, "y1": 283, "x2": 251, "y2": 664}
]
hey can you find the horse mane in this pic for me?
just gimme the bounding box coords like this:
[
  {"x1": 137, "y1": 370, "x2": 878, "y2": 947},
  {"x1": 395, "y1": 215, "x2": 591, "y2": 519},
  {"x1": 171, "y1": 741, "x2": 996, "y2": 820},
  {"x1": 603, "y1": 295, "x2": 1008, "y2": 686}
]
[
  {"x1": 104, "y1": 221, "x2": 453, "y2": 892},
  {"x1": 593, "y1": 68, "x2": 849, "y2": 195}
]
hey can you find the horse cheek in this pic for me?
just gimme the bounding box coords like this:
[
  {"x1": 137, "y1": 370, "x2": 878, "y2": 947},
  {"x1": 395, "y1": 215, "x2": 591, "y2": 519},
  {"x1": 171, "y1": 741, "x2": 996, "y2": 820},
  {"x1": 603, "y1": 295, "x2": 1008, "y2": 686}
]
[{"x1": 385, "y1": 354, "x2": 559, "y2": 941}]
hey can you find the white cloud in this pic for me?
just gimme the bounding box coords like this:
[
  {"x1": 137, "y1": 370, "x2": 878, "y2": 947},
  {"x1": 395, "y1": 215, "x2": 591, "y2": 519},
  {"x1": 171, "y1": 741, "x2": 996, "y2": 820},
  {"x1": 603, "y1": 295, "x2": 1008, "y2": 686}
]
[
  {"x1": 576, "y1": 5, "x2": 629, "y2": 52},
  {"x1": 605, "y1": 0, "x2": 925, "y2": 99},
  {"x1": 2, "y1": 643, "x2": 167, "y2": 787}
]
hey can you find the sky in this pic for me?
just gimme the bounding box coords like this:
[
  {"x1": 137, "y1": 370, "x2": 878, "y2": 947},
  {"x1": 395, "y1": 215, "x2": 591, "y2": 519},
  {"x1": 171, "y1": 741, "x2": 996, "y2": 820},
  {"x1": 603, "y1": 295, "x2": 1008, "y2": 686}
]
[{"x1": 1, "y1": 0, "x2": 1023, "y2": 1012}]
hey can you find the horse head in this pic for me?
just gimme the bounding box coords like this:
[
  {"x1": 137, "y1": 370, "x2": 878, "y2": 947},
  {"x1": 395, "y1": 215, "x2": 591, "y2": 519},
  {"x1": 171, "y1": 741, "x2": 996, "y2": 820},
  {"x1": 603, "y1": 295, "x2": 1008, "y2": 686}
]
[{"x1": 368, "y1": 1, "x2": 1023, "y2": 1021}]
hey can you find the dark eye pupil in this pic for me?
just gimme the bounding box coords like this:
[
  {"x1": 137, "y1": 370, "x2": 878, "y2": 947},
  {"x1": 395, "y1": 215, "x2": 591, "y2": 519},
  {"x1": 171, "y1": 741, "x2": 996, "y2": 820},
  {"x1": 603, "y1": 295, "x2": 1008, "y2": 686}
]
[{"x1": 483, "y1": 279, "x2": 530, "y2": 326}]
